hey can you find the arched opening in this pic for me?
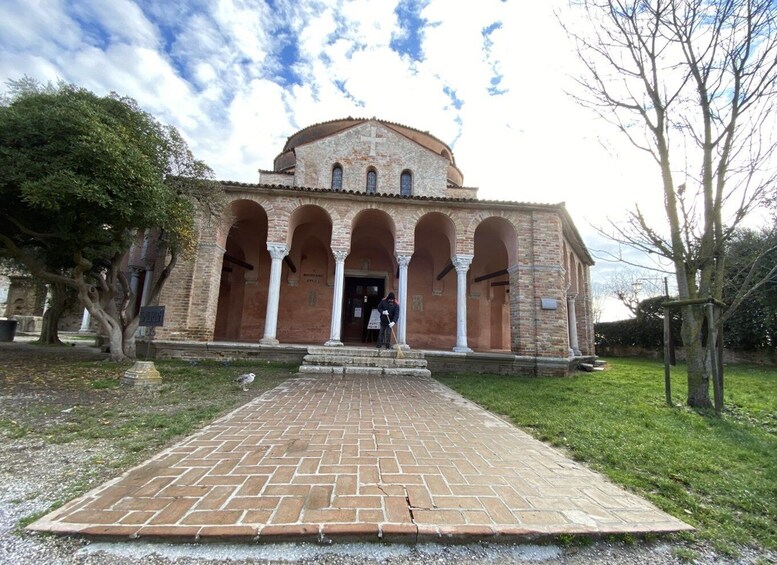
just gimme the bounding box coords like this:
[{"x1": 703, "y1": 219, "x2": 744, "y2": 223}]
[
  {"x1": 214, "y1": 200, "x2": 269, "y2": 341},
  {"x1": 470, "y1": 217, "x2": 517, "y2": 351},
  {"x1": 331, "y1": 164, "x2": 343, "y2": 190},
  {"x1": 342, "y1": 209, "x2": 396, "y2": 344},
  {"x1": 400, "y1": 170, "x2": 413, "y2": 196},
  {"x1": 569, "y1": 252, "x2": 578, "y2": 294},
  {"x1": 366, "y1": 167, "x2": 377, "y2": 194},
  {"x1": 408, "y1": 212, "x2": 457, "y2": 349},
  {"x1": 276, "y1": 205, "x2": 333, "y2": 344}
]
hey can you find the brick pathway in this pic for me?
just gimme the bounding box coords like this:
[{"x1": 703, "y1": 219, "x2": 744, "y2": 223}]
[{"x1": 28, "y1": 374, "x2": 692, "y2": 542}]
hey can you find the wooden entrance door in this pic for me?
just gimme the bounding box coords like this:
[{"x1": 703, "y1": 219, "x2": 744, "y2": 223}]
[{"x1": 342, "y1": 277, "x2": 384, "y2": 343}]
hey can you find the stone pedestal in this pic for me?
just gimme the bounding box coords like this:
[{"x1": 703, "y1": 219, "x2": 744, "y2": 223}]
[
  {"x1": 15, "y1": 315, "x2": 43, "y2": 333},
  {"x1": 122, "y1": 361, "x2": 162, "y2": 387}
]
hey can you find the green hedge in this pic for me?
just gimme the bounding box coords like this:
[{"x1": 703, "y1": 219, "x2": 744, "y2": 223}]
[{"x1": 595, "y1": 297, "x2": 682, "y2": 348}]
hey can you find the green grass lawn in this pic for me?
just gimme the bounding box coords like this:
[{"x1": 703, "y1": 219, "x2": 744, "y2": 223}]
[
  {"x1": 2, "y1": 358, "x2": 295, "y2": 462},
  {"x1": 436, "y1": 358, "x2": 777, "y2": 554},
  {"x1": 1, "y1": 353, "x2": 295, "y2": 525}
]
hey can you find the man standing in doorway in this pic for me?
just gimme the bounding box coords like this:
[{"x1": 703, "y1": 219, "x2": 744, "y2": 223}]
[{"x1": 376, "y1": 292, "x2": 399, "y2": 349}]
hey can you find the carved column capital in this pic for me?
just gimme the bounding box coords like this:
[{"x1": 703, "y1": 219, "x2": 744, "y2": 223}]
[
  {"x1": 267, "y1": 243, "x2": 289, "y2": 261},
  {"x1": 452, "y1": 254, "x2": 474, "y2": 272},
  {"x1": 332, "y1": 249, "x2": 349, "y2": 262},
  {"x1": 396, "y1": 254, "x2": 412, "y2": 268}
]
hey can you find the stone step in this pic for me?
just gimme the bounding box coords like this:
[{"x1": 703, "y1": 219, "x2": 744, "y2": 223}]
[
  {"x1": 298, "y1": 365, "x2": 431, "y2": 378},
  {"x1": 307, "y1": 346, "x2": 425, "y2": 359},
  {"x1": 303, "y1": 354, "x2": 427, "y2": 369},
  {"x1": 300, "y1": 345, "x2": 429, "y2": 378}
]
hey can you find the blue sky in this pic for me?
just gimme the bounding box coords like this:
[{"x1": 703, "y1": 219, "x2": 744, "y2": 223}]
[{"x1": 0, "y1": 0, "x2": 689, "y2": 320}]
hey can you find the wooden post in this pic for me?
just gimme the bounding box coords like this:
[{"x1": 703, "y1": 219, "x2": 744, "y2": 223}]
[
  {"x1": 664, "y1": 277, "x2": 676, "y2": 365},
  {"x1": 717, "y1": 306, "x2": 724, "y2": 408},
  {"x1": 663, "y1": 306, "x2": 672, "y2": 406},
  {"x1": 706, "y1": 302, "x2": 723, "y2": 413}
]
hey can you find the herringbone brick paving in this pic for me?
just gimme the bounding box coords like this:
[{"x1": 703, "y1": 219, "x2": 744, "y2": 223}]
[{"x1": 29, "y1": 374, "x2": 692, "y2": 542}]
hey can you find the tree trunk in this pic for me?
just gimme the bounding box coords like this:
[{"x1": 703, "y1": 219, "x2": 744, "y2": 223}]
[
  {"x1": 77, "y1": 286, "x2": 131, "y2": 362},
  {"x1": 37, "y1": 283, "x2": 67, "y2": 345},
  {"x1": 682, "y1": 306, "x2": 713, "y2": 408},
  {"x1": 107, "y1": 322, "x2": 128, "y2": 362},
  {"x1": 122, "y1": 321, "x2": 139, "y2": 359}
]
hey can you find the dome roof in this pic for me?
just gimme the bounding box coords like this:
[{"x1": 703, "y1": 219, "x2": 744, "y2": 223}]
[{"x1": 273, "y1": 118, "x2": 462, "y2": 185}]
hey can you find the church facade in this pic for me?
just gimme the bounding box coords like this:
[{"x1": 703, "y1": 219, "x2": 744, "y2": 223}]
[{"x1": 153, "y1": 118, "x2": 595, "y2": 375}]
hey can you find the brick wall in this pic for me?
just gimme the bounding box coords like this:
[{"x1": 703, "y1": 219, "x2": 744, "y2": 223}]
[
  {"x1": 509, "y1": 211, "x2": 570, "y2": 361},
  {"x1": 155, "y1": 189, "x2": 591, "y2": 369},
  {"x1": 294, "y1": 123, "x2": 450, "y2": 198}
]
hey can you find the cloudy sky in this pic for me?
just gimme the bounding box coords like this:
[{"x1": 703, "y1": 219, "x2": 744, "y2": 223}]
[{"x1": 1, "y1": 0, "x2": 682, "y2": 320}]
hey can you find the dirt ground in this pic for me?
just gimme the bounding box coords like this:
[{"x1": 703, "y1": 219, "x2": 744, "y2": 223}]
[{"x1": 0, "y1": 337, "x2": 773, "y2": 564}]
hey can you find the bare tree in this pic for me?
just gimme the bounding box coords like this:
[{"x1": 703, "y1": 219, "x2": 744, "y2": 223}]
[
  {"x1": 600, "y1": 267, "x2": 667, "y2": 316},
  {"x1": 562, "y1": 0, "x2": 777, "y2": 407},
  {"x1": 590, "y1": 281, "x2": 606, "y2": 324}
]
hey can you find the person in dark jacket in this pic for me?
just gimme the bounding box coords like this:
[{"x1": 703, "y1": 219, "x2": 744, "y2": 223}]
[{"x1": 375, "y1": 292, "x2": 399, "y2": 349}]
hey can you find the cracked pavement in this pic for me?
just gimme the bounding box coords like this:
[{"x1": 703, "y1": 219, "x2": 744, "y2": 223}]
[{"x1": 28, "y1": 373, "x2": 691, "y2": 543}]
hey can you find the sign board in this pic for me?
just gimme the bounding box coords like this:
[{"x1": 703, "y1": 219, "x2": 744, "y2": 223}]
[
  {"x1": 367, "y1": 308, "x2": 381, "y2": 330},
  {"x1": 139, "y1": 306, "x2": 165, "y2": 327}
]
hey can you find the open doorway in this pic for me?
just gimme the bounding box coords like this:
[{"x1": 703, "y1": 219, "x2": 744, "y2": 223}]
[{"x1": 342, "y1": 276, "x2": 385, "y2": 344}]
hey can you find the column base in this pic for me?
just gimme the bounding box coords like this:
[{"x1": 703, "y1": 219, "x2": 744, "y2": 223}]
[
  {"x1": 453, "y1": 346, "x2": 473, "y2": 353},
  {"x1": 260, "y1": 337, "x2": 279, "y2": 345},
  {"x1": 324, "y1": 340, "x2": 343, "y2": 347},
  {"x1": 396, "y1": 343, "x2": 410, "y2": 351},
  {"x1": 121, "y1": 361, "x2": 162, "y2": 387}
]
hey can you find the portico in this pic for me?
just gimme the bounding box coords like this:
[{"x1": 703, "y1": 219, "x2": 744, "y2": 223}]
[{"x1": 153, "y1": 118, "x2": 595, "y2": 375}]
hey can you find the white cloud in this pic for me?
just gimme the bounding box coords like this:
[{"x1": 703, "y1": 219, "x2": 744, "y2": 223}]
[
  {"x1": 0, "y1": 0, "x2": 84, "y2": 53},
  {"x1": 212, "y1": 0, "x2": 272, "y2": 66},
  {"x1": 4, "y1": 0, "x2": 768, "y2": 301},
  {"x1": 71, "y1": 0, "x2": 160, "y2": 48}
]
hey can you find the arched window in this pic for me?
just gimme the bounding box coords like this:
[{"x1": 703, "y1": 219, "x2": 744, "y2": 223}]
[
  {"x1": 331, "y1": 164, "x2": 343, "y2": 191},
  {"x1": 400, "y1": 170, "x2": 413, "y2": 196},
  {"x1": 366, "y1": 168, "x2": 377, "y2": 194}
]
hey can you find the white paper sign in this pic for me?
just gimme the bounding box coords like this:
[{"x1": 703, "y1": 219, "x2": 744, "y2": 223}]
[{"x1": 367, "y1": 308, "x2": 381, "y2": 330}]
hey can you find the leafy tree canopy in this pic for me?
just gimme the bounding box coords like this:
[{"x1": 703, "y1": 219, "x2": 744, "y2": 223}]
[
  {"x1": 722, "y1": 227, "x2": 777, "y2": 350},
  {"x1": 0, "y1": 78, "x2": 222, "y2": 360},
  {"x1": 0, "y1": 79, "x2": 219, "y2": 268}
]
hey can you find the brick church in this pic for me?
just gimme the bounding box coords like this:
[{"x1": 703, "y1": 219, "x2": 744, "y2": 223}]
[{"x1": 152, "y1": 118, "x2": 595, "y2": 375}]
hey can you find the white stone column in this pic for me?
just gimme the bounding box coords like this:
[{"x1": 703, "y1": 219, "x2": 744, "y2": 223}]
[
  {"x1": 139, "y1": 229, "x2": 150, "y2": 260},
  {"x1": 78, "y1": 308, "x2": 91, "y2": 333},
  {"x1": 396, "y1": 254, "x2": 411, "y2": 348},
  {"x1": 129, "y1": 268, "x2": 141, "y2": 299},
  {"x1": 567, "y1": 294, "x2": 581, "y2": 356},
  {"x1": 141, "y1": 270, "x2": 154, "y2": 307},
  {"x1": 452, "y1": 254, "x2": 474, "y2": 353},
  {"x1": 261, "y1": 243, "x2": 289, "y2": 345},
  {"x1": 326, "y1": 250, "x2": 348, "y2": 346},
  {"x1": 130, "y1": 268, "x2": 142, "y2": 337},
  {"x1": 137, "y1": 269, "x2": 155, "y2": 337}
]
